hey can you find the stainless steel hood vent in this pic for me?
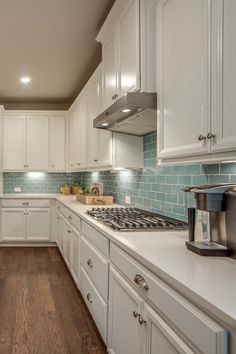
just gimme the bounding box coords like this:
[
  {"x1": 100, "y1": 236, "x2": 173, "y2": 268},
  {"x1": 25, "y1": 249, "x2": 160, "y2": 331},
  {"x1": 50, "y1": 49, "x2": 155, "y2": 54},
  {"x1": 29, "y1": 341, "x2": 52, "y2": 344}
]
[{"x1": 93, "y1": 92, "x2": 157, "y2": 136}]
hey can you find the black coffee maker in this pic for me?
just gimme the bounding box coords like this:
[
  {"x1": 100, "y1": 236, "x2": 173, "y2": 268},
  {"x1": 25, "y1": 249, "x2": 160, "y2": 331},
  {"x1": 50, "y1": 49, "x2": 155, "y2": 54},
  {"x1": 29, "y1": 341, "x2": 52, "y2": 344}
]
[{"x1": 184, "y1": 184, "x2": 236, "y2": 257}]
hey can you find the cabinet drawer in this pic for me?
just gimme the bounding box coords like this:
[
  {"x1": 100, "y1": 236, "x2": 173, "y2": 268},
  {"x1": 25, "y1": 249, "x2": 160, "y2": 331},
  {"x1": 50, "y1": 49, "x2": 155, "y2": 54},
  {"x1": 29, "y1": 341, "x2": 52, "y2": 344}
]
[
  {"x1": 56, "y1": 202, "x2": 81, "y2": 232},
  {"x1": 110, "y1": 244, "x2": 227, "y2": 354},
  {"x1": 2, "y1": 199, "x2": 51, "y2": 208},
  {"x1": 82, "y1": 221, "x2": 109, "y2": 257},
  {"x1": 56, "y1": 201, "x2": 67, "y2": 217},
  {"x1": 66, "y1": 210, "x2": 81, "y2": 232},
  {"x1": 81, "y1": 236, "x2": 109, "y2": 301},
  {"x1": 80, "y1": 266, "x2": 107, "y2": 343}
]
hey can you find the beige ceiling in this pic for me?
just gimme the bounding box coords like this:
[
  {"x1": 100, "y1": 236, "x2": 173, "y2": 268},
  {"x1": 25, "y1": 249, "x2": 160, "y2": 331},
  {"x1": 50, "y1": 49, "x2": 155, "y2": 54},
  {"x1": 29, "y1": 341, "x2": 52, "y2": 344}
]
[{"x1": 0, "y1": 0, "x2": 115, "y2": 110}]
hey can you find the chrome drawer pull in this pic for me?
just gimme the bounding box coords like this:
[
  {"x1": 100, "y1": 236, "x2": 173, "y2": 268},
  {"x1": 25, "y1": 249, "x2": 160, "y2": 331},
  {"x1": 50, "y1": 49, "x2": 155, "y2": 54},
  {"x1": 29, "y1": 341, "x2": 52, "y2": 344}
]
[
  {"x1": 86, "y1": 293, "x2": 93, "y2": 304},
  {"x1": 134, "y1": 274, "x2": 149, "y2": 291},
  {"x1": 87, "y1": 259, "x2": 93, "y2": 269},
  {"x1": 198, "y1": 134, "x2": 206, "y2": 141}
]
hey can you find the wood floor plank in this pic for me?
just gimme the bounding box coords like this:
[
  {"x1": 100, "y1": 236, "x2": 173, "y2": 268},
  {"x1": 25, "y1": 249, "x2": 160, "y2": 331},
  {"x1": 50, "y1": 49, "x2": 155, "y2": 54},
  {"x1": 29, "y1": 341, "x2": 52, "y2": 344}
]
[{"x1": 0, "y1": 247, "x2": 107, "y2": 354}]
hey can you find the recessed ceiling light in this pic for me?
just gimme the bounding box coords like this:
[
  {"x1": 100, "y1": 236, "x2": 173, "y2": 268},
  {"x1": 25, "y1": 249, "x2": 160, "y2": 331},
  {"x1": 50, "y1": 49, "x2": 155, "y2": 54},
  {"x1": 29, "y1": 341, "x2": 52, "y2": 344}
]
[
  {"x1": 20, "y1": 76, "x2": 31, "y2": 84},
  {"x1": 122, "y1": 108, "x2": 131, "y2": 113},
  {"x1": 101, "y1": 123, "x2": 109, "y2": 127}
]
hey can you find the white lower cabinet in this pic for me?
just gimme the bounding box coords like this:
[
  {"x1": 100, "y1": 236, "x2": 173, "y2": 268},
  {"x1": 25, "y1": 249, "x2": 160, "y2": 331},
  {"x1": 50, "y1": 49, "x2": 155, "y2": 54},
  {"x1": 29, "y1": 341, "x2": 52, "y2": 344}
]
[
  {"x1": 143, "y1": 303, "x2": 194, "y2": 354},
  {"x1": 108, "y1": 266, "x2": 143, "y2": 354},
  {"x1": 56, "y1": 211, "x2": 64, "y2": 253},
  {"x1": 80, "y1": 266, "x2": 108, "y2": 343},
  {"x1": 1, "y1": 200, "x2": 51, "y2": 241},
  {"x1": 64, "y1": 221, "x2": 72, "y2": 268},
  {"x1": 26, "y1": 208, "x2": 50, "y2": 241},
  {"x1": 70, "y1": 225, "x2": 80, "y2": 285},
  {"x1": 80, "y1": 221, "x2": 109, "y2": 343},
  {"x1": 55, "y1": 203, "x2": 81, "y2": 286},
  {"x1": 2, "y1": 208, "x2": 26, "y2": 241},
  {"x1": 108, "y1": 266, "x2": 192, "y2": 354},
  {"x1": 109, "y1": 244, "x2": 228, "y2": 354}
]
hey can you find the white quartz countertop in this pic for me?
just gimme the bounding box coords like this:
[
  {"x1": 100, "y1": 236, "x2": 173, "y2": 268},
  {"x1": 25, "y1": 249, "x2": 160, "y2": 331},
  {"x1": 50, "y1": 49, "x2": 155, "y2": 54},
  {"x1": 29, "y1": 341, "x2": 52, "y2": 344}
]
[{"x1": 1, "y1": 194, "x2": 236, "y2": 330}]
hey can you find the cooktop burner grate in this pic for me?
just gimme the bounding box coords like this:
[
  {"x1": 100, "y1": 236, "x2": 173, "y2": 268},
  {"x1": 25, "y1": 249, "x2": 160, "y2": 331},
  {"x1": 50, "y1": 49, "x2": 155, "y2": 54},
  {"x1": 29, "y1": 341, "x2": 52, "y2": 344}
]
[{"x1": 87, "y1": 207, "x2": 188, "y2": 231}]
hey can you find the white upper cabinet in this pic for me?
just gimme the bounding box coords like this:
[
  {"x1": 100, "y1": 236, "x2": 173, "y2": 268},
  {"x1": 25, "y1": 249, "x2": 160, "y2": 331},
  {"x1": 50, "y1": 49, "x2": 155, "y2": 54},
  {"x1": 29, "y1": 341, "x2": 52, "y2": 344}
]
[
  {"x1": 69, "y1": 93, "x2": 87, "y2": 171},
  {"x1": 97, "y1": 0, "x2": 156, "y2": 110},
  {"x1": 118, "y1": 0, "x2": 140, "y2": 95},
  {"x1": 211, "y1": 0, "x2": 236, "y2": 153},
  {"x1": 3, "y1": 116, "x2": 26, "y2": 170},
  {"x1": 3, "y1": 112, "x2": 66, "y2": 171},
  {"x1": 157, "y1": 0, "x2": 236, "y2": 164},
  {"x1": 86, "y1": 65, "x2": 112, "y2": 169},
  {"x1": 103, "y1": 28, "x2": 118, "y2": 109},
  {"x1": 50, "y1": 116, "x2": 66, "y2": 171},
  {"x1": 157, "y1": 0, "x2": 210, "y2": 159},
  {"x1": 26, "y1": 116, "x2": 49, "y2": 170}
]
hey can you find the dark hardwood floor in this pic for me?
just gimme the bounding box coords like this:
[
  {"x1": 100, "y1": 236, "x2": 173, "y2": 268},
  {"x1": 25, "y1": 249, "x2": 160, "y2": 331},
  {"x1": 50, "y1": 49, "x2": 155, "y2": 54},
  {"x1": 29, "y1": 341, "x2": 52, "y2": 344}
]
[{"x1": 0, "y1": 247, "x2": 107, "y2": 354}]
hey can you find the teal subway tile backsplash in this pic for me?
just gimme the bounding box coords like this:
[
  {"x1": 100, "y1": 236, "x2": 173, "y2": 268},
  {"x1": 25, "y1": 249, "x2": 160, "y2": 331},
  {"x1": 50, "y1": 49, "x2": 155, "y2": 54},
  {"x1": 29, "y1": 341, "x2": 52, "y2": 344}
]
[
  {"x1": 3, "y1": 172, "x2": 78, "y2": 194},
  {"x1": 78, "y1": 133, "x2": 236, "y2": 222},
  {"x1": 3, "y1": 132, "x2": 236, "y2": 222}
]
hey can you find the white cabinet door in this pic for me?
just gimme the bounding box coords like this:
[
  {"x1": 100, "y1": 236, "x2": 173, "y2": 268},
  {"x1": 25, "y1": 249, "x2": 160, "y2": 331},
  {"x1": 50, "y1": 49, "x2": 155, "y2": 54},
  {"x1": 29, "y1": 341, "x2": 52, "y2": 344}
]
[
  {"x1": 26, "y1": 116, "x2": 49, "y2": 170},
  {"x1": 211, "y1": 0, "x2": 236, "y2": 152},
  {"x1": 69, "y1": 108, "x2": 78, "y2": 169},
  {"x1": 69, "y1": 94, "x2": 87, "y2": 170},
  {"x1": 87, "y1": 66, "x2": 112, "y2": 168},
  {"x1": 2, "y1": 208, "x2": 26, "y2": 241},
  {"x1": 86, "y1": 70, "x2": 101, "y2": 167},
  {"x1": 118, "y1": 0, "x2": 140, "y2": 95},
  {"x1": 143, "y1": 303, "x2": 194, "y2": 354},
  {"x1": 57, "y1": 212, "x2": 65, "y2": 253},
  {"x1": 103, "y1": 29, "x2": 118, "y2": 108},
  {"x1": 50, "y1": 116, "x2": 66, "y2": 171},
  {"x1": 70, "y1": 227, "x2": 80, "y2": 285},
  {"x1": 3, "y1": 116, "x2": 26, "y2": 170},
  {"x1": 157, "y1": 0, "x2": 210, "y2": 158},
  {"x1": 26, "y1": 208, "x2": 51, "y2": 241},
  {"x1": 63, "y1": 221, "x2": 72, "y2": 268},
  {"x1": 108, "y1": 266, "x2": 143, "y2": 354}
]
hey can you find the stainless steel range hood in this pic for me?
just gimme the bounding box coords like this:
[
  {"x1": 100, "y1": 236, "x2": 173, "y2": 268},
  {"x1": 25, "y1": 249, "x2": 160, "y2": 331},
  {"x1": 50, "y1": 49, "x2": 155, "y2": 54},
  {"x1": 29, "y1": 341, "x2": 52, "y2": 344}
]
[{"x1": 93, "y1": 92, "x2": 157, "y2": 136}]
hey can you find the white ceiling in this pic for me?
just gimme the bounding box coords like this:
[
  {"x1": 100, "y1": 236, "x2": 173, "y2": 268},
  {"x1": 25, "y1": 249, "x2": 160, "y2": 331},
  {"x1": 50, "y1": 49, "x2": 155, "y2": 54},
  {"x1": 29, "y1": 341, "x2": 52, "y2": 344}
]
[{"x1": 0, "y1": 0, "x2": 115, "y2": 109}]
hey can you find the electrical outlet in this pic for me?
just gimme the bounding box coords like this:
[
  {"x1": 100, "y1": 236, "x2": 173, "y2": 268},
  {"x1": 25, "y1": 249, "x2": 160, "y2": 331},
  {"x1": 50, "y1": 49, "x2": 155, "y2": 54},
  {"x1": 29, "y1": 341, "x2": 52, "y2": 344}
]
[
  {"x1": 14, "y1": 187, "x2": 21, "y2": 193},
  {"x1": 125, "y1": 196, "x2": 131, "y2": 205}
]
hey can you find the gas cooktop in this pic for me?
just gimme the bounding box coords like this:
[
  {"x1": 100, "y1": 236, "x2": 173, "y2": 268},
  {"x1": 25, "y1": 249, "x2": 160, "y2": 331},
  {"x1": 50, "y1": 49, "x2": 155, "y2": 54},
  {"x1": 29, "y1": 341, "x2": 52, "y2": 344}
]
[{"x1": 87, "y1": 207, "x2": 188, "y2": 231}]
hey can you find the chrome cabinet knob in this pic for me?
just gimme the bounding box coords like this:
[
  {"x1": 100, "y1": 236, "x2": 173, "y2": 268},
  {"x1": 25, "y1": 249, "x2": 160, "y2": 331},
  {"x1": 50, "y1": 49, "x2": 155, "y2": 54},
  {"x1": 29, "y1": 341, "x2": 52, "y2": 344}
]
[
  {"x1": 86, "y1": 293, "x2": 93, "y2": 304},
  {"x1": 207, "y1": 132, "x2": 216, "y2": 139},
  {"x1": 198, "y1": 134, "x2": 207, "y2": 141},
  {"x1": 87, "y1": 259, "x2": 93, "y2": 269},
  {"x1": 134, "y1": 274, "x2": 149, "y2": 291},
  {"x1": 112, "y1": 93, "x2": 119, "y2": 100},
  {"x1": 138, "y1": 316, "x2": 146, "y2": 326}
]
